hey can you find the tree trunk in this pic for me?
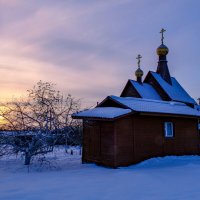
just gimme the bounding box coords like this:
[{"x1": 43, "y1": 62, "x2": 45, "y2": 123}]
[{"x1": 24, "y1": 153, "x2": 31, "y2": 165}]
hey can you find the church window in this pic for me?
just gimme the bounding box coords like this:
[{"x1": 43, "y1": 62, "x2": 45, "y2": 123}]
[{"x1": 164, "y1": 122, "x2": 174, "y2": 137}]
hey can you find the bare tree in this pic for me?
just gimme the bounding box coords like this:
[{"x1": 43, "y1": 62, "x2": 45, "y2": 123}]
[{"x1": 0, "y1": 81, "x2": 81, "y2": 165}]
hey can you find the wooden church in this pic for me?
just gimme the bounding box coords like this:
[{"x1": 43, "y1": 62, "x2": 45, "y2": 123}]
[{"x1": 73, "y1": 29, "x2": 200, "y2": 168}]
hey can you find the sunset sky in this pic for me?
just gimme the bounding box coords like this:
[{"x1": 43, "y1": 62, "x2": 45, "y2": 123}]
[{"x1": 0, "y1": 0, "x2": 200, "y2": 107}]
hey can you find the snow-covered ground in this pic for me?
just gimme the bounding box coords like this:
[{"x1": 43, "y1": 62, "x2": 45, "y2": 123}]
[{"x1": 1, "y1": 147, "x2": 200, "y2": 200}]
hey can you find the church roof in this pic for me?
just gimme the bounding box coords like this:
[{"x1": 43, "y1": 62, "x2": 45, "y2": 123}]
[
  {"x1": 73, "y1": 31, "x2": 198, "y2": 120},
  {"x1": 73, "y1": 96, "x2": 200, "y2": 120},
  {"x1": 107, "y1": 95, "x2": 200, "y2": 117},
  {"x1": 149, "y1": 72, "x2": 196, "y2": 104},
  {"x1": 195, "y1": 105, "x2": 200, "y2": 111},
  {"x1": 129, "y1": 80, "x2": 161, "y2": 100}
]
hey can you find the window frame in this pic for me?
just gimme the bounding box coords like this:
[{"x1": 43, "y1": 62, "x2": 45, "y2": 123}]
[{"x1": 164, "y1": 122, "x2": 174, "y2": 138}]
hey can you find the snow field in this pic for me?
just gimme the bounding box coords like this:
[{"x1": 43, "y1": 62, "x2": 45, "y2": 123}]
[{"x1": 1, "y1": 147, "x2": 200, "y2": 200}]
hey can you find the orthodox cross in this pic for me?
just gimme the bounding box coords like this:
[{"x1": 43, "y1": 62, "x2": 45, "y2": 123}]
[
  {"x1": 160, "y1": 28, "x2": 166, "y2": 44},
  {"x1": 136, "y1": 54, "x2": 142, "y2": 68}
]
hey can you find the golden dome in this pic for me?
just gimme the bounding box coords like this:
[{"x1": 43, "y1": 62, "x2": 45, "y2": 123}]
[
  {"x1": 135, "y1": 67, "x2": 143, "y2": 77},
  {"x1": 157, "y1": 44, "x2": 169, "y2": 56}
]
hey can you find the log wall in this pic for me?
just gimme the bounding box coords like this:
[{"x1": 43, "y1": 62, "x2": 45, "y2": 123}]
[{"x1": 82, "y1": 115, "x2": 200, "y2": 167}]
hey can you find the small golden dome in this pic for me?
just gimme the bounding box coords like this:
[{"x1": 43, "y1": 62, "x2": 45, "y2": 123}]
[
  {"x1": 135, "y1": 67, "x2": 143, "y2": 77},
  {"x1": 157, "y1": 44, "x2": 169, "y2": 56}
]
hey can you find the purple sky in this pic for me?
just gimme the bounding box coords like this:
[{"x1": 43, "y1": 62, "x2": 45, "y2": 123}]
[{"x1": 0, "y1": 0, "x2": 200, "y2": 107}]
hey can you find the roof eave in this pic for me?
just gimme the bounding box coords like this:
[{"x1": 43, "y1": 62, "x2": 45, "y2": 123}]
[
  {"x1": 72, "y1": 111, "x2": 135, "y2": 121},
  {"x1": 139, "y1": 111, "x2": 200, "y2": 119}
]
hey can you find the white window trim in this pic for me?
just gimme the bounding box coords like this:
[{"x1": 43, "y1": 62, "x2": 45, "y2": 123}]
[{"x1": 164, "y1": 122, "x2": 174, "y2": 138}]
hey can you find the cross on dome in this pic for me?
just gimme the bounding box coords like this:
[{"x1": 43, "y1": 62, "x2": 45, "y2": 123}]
[
  {"x1": 136, "y1": 54, "x2": 142, "y2": 68},
  {"x1": 135, "y1": 54, "x2": 143, "y2": 82},
  {"x1": 160, "y1": 28, "x2": 166, "y2": 44}
]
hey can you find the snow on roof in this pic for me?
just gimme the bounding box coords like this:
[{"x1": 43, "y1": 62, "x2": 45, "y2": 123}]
[
  {"x1": 72, "y1": 107, "x2": 132, "y2": 119},
  {"x1": 150, "y1": 72, "x2": 196, "y2": 104},
  {"x1": 195, "y1": 105, "x2": 200, "y2": 111},
  {"x1": 110, "y1": 95, "x2": 200, "y2": 117},
  {"x1": 130, "y1": 80, "x2": 161, "y2": 100}
]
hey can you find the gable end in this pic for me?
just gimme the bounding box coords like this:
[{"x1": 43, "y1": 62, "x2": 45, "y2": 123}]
[
  {"x1": 144, "y1": 72, "x2": 171, "y2": 101},
  {"x1": 120, "y1": 80, "x2": 141, "y2": 98}
]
